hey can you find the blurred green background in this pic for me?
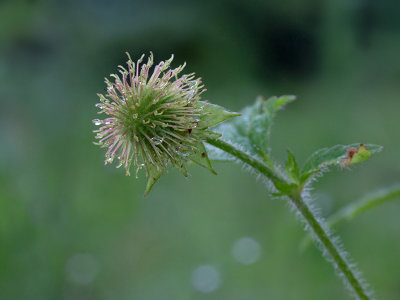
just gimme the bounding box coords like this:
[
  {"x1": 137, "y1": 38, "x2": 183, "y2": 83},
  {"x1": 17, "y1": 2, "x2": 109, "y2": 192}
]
[{"x1": 1, "y1": 0, "x2": 400, "y2": 299}]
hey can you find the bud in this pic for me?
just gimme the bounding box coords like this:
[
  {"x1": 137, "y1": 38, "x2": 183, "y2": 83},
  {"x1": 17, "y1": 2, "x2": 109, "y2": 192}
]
[{"x1": 93, "y1": 52, "x2": 239, "y2": 194}]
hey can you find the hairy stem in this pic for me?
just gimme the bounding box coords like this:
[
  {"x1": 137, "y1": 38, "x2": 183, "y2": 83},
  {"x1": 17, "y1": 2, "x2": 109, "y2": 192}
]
[
  {"x1": 301, "y1": 184, "x2": 400, "y2": 251},
  {"x1": 206, "y1": 137, "x2": 372, "y2": 300}
]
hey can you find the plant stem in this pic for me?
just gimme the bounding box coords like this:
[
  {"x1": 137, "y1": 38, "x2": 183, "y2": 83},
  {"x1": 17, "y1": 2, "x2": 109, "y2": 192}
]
[
  {"x1": 300, "y1": 184, "x2": 400, "y2": 251},
  {"x1": 329, "y1": 184, "x2": 400, "y2": 228},
  {"x1": 290, "y1": 194, "x2": 370, "y2": 300},
  {"x1": 206, "y1": 137, "x2": 372, "y2": 300}
]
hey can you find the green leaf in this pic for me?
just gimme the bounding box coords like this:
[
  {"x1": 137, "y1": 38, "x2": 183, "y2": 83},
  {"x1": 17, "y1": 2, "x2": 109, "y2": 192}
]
[
  {"x1": 300, "y1": 143, "x2": 383, "y2": 184},
  {"x1": 285, "y1": 150, "x2": 300, "y2": 184},
  {"x1": 349, "y1": 144, "x2": 373, "y2": 165},
  {"x1": 274, "y1": 181, "x2": 298, "y2": 195},
  {"x1": 264, "y1": 95, "x2": 297, "y2": 115},
  {"x1": 204, "y1": 141, "x2": 235, "y2": 161},
  {"x1": 144, "y1": 164, "x2": 164, "y2": 196},
  {"x1": 207, "y1": 95, "x2": 296, "y2": 162},
  {"x1": 189, "y1": 142, "x2": 217, "y2": 174},
  {"x1": 195, "y1": 101, "x2": 240, "y2": 129}
]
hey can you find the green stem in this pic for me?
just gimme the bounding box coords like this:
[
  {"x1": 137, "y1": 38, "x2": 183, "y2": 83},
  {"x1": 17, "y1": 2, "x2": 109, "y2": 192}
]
[
  {"x1": 300, "y1": 185, "x2": 400, "y2": 251},
  {"x1": 329, "y1": 184, "x2": 400, "y2": 228},
  {"x1": 207, "y1": 137, "x2": 372, "y2": 300}
]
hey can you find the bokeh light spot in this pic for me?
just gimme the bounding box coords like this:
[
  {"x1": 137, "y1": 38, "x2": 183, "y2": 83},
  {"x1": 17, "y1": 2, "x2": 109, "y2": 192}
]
[
  {"x1": 65, "y1": 253, "x2": 100, "y2": 285},
  {"x1": 232, "y1": 237, "x2": 262, "y2": 265},
  {"x1": 191, "y1": 265, "x2": 221, "y2": 293}
]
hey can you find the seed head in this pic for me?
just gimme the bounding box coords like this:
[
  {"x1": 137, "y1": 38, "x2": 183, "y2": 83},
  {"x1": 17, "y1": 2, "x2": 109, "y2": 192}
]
[{"x1": 93, "y1": 52, "x2": 238, "y2": 194}]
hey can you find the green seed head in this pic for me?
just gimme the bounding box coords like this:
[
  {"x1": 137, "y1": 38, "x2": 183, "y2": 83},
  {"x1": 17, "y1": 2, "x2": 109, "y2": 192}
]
[{"x1": 93, "y1": 52, "x2": 238, "y2": 194}]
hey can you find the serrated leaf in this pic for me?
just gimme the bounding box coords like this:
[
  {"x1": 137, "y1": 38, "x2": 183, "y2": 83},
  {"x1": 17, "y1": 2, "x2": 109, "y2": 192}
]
[
  {"x1": 207, "y1": 95, "x2": 296, "y2": 162},
  {"x1": 144, "y1": 164, "x2": 163, "y2": 196},
  {"x1": 300, "y1": 143, "x2": 383, "y2": 184},
  {"x1": 285, "y1": 150, "x2": 300, "y2": 184},
  {"x1": 248, "y1": 112, "x2": 271, "y2": 157},
  {"x1": 269, "y1": 95, "x2": 296, "y2": 111},
  {"x1": 189, "y1": 142, "x2": 217, "y2": 174},
  {"x1": 195, "y1": 101, "x2": 240, "y2": 129}
]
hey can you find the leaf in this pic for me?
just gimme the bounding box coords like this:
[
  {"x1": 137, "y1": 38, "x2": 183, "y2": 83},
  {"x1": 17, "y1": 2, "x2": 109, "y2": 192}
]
[
  {"x1": 144, "y1": 164, "x2": 164, "y2": 196},
  {"x1": 300, "y1": 143, "x2": 383, "y2": 184},
  {"x1": 207, "y1": 95, "x2": 296, "y2": 162},
  {"x1": 204, "y1": 143, "x2": 235, "y2": 161},
  {"x1": 285, "y1": 150, "x2": 300, "y2": 184},
  {"x1": 189, "y1": 142, "x2": 217, "y2": 174},
  {"x1": 195, "y1": 101, "x2": 240, "y2": 129},
  {"x1": 274, "y1": 181, "x2": 298, "y2": 195},
  {"x1": 345, "y1": 144, "x2": 372, "y2": 165}
]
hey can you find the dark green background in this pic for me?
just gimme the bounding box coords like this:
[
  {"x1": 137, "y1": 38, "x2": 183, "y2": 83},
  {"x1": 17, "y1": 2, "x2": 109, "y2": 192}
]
[{"x1": 1, "y1": 0, "x2": 400, "y2": 299}]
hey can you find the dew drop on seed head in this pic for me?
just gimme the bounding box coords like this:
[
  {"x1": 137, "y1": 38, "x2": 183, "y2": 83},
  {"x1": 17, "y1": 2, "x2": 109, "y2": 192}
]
[
  {"x1": 151, "y1": 137, "x2": 164, "y2": 145},
  {"x1": 174, "y1": 149, "x2": 189, "y2": 157},
  {"x1": 93, "y1": 119, "x2": 102, "y2": 125}
]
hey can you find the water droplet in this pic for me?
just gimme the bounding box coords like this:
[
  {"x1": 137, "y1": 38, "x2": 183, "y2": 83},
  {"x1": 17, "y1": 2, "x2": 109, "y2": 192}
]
[
  {"x1": 151, "y1": 137, "x2": 164, "y2": 145},
  {"x1": 132, "y1": 113, "x2": 138, "y2": 119},
  {"x1": 95, "y1": 104, "x2": 104, "y2": 109},
  {"x1": 92, "y1": 119, "x2": 102, "y2": 126},
  {"x1": 135, "y1": 164, "x2": 145, "y2": 178},
  {"x1": 174, "y1": 149, "x2": 189, "y2": 157}
]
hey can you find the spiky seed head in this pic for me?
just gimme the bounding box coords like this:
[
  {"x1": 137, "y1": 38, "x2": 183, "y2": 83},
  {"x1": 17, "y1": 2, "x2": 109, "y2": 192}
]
[{"x1": 93, "y1": 52, "x2": 239, "y2": 194}]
